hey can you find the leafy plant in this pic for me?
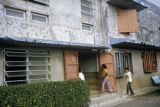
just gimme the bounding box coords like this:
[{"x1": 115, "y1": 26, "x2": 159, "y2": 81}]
[{"x1": 0, "y1": 80, "x2": 90, "y2": 107}]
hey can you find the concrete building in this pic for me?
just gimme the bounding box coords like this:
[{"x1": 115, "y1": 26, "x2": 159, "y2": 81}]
[
  {"x1": 0, "y1": 0, "x2": 160, "y2": 95},
  {"x1": 0, "y1": 0, "x2": 108, "y2": 88},
  {"x1": 107, "y1": 0, "x2": 160, "y2": 93}
]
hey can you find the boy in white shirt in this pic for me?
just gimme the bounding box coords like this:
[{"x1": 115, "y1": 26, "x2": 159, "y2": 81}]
[
  {"x1": 79, "y1": 68, "x2": 85, "y2": 81},
  {"x1": 124, "y1": 68, "x2": 134, "y2": 95}
]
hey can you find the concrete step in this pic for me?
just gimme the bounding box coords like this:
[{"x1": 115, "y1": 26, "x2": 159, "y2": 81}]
[{"x1": 85, "y1": 72, "x2": 99, "y2": 90}]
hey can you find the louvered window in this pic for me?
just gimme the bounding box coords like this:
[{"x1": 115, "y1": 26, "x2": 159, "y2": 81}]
[
  {"x1": 81, "y1": 0, "x2": 93, "y2": 18},
  {"x1": 25, "y1": 0, "x2": 49, "y2": 5},
  {"x1": 4, "y1": 49, "x2": 50, "y2": 85},
  {"x1": 142, "y1": 52, "x2": 157, "y2": 73},
  {"x1": 28, "y1": 50, "x2": 50, "y2": 83},
  {"x1": 33, "y1": 0, "x2": 49, "y2": 5},
  {"x1": 82, "y1": 23, "x2": 93, "y2": 30}
]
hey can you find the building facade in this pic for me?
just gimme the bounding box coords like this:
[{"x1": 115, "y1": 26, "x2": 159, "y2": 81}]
[
  {"x1": 0, "y1": 0, "x2": 160, "y2": 94},
  {"x1": 0, "y1": 0, "x2": 108, "y2": 88},
  {"x1": 107, "y1": 0, "x2": 160, "y2": 93}
]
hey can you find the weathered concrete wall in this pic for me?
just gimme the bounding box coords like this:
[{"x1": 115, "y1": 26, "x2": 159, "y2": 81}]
[
  {"x1": 106, "y1": 0, "x2": 160, "y2": 44},
  {"x1": 137, "y1": 0, "x2": 160, "y2": 44},
  {"x1": 0, "y1": 1, "x2": 3, "y2": 85},
  {"x1": 132, "y1": 51, "x2": 160, "y2": 89},
  {"x1": 106, "y1": 4, "x2": 137, "y2": 42},
  {"x1": 116, "y1": 77, "x2": 126, "y2": 93},
  {"x1": 116, "y1": 50, "x2": 160, "y2": 93},
  {"x1": 1, "y1": 0, "x2": 50, "y2": 39},
  {"x1": 107, "y1": 1, "x2": 160, "y2": 92},
  {"x1": 107, "y1": 5, "x2": 118, "y2": 38},
  {"x1": 0, "y1": 49, "x2": 3, "y2": 86},
  {"x1": 49, "y1": 0, "x2": 107, "y2": 45},
  {"x1": 156, "y1": 53, "x2": 160, "y2": 75},
  {"x1": 138, "y1": 4, "x2": 160, "y2": 44},
  {"x1": 50, "y1": 49, "x2": 64, "y2": 81},
  {"x1": 0, "y1": 0, "x2": 107, "y2": 46},
  {"x1": 132, "y1": 51, "x2": 150, "y2": 89}
]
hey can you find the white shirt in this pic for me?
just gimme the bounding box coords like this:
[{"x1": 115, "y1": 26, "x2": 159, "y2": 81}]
[
  {"x1": 124, "y1": 71, "x2": 133, "y2": 82},
  {"x1": 79, "y1": 72, "x2": 85, "y2": 81}
]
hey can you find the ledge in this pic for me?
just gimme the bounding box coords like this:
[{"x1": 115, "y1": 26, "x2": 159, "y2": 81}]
[{"x1": 107, "y1": 0, "x2": 148, "y2": 11}]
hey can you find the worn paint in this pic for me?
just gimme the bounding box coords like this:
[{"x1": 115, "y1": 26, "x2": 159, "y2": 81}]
[
  {"x1": 107, "y1": 0, "x2": 160, "y2": 45},
  {"x1": 116, "y1": 50, "x2": 160, "y2": 93},
  {"x1": 0, "y1": 49, "x2": 3, "y2": 86},
  {"x1": 138, "y1": 7, "x2": 160, "y2": 44},
  {"x1": 0, "y1": 0, "x2": 108, "y2": 46},
  {"x1": 50, "y1": 49, "x2": 64, "y2": 81},
  {"x1": 107, "y1": 1, "x2": 160, "y2": 93}
]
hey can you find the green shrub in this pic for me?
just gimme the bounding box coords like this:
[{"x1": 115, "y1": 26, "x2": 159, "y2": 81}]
[{"x1": 0, "y1": 80, "x2": 90, "y2": 107}]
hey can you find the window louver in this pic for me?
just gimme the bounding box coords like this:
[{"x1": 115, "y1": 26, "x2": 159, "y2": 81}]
[{"x1": 4, "y1": 49, "x2": 50, "y2": 85}]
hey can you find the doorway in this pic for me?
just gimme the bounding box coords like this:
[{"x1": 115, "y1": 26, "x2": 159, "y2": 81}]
[{"x1": 78, "y1": 52, "x2": 99, "y2": 92}]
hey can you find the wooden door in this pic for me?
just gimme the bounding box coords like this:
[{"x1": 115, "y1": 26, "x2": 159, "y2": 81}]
[
  {"x1": 99, "y1": 52, "x2": 117, "y2": 91},
  {"x1": 64, "y1": 51, "x2": 79, "y2": 80}
]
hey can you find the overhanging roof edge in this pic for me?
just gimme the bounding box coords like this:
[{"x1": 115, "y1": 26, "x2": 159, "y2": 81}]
[
  {"x1": 107, "y1": 0, "x2": 148, "y2": 11},
  {"x1": 0, "y1": 36, "x2": 108, "y2": 49},
  {"x1": 110, "y1": 37, "x2": 160, "y2": 51}
]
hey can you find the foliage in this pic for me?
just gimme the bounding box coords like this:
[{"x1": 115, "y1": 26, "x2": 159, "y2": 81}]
[{"x1": 0, "y1": 80, "x2": 90, "y2": 107}]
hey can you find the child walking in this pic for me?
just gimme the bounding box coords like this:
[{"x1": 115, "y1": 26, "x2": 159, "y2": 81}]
[
  {"x1": 101, "y1": 64, "x2": 113, "y2": 93},
  {"x1": 124, "y1": 67, "x2": 134, "y2": 95}
]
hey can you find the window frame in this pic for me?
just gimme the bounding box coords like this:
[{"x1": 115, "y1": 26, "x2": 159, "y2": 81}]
[
  {"x1": 5, "y1": 7, "x2": 26, "y2": 19},
  {"x1": 82, "y1": 23, "x2": 93, "y2": 31},
  {"x1": 31, "y1": 12, "x2": 48, "y2": 23},
  {"x1": 24, "y1": 0, "x2": 49, "y2": 6},
  {"x1": 33, "y1": 0, "x2": 49, "y2": 5},
  {"x1": 4, "y1": 48, "x2": 50, "y2": 86},
  {"x1": 81, "y1": 0, "x2": 93, "y2": 18},
  {"x1": 115, "y1": 51, "x2": 132, "y2": 77},
  {"x1": 142, "y1": 52, "x2": 157, "y2": 73}
]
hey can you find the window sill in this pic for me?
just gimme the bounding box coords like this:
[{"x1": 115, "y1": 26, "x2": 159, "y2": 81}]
[{"x1": 116, "y1": 75, "x2": 124, "y2": 78}]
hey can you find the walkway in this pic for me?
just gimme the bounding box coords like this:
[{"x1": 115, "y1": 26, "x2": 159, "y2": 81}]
[{"x1": 90, "y1": 86, "x2": 160, "y2": 107}]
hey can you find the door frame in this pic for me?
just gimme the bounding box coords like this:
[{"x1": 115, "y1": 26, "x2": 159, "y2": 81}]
[{"x1": 99, "y1": 50, "x2": 117, "y2": 92}]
